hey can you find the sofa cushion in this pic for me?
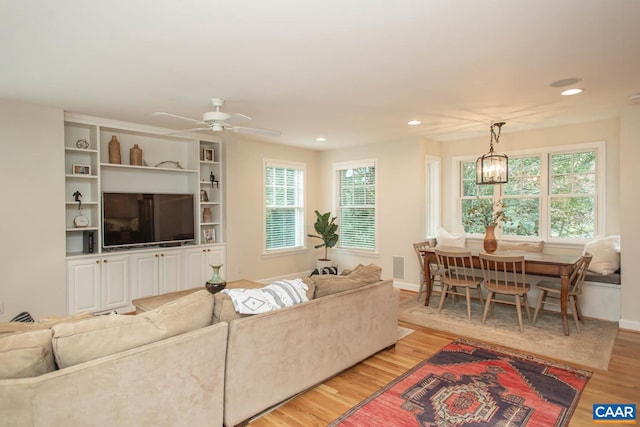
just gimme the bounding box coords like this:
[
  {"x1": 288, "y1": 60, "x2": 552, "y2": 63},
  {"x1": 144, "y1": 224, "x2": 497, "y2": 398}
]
[
  {"x1": 497, "y1": 240, "x2": 544, "y2": 253},
  {"x1": 311, "y1": 263, "x2": 383, "y2": 298},
  {"x1": 0, "y1": 329, "x2": 55, "y2": 379},
  {"x1": 0, "y1": 312, "x2": 94, "y2": 335},
  {"x1": 52, "y1": 290, "x2": 214, "y2": 369},
  {"x1": 312, "y1": 275, "x2": 365, "y2": 298},
  {"x1": 584, "y1": 235, "x2": 620, "y2": 275},
  {"x1": 345, "y1": 263, "x2": 382, "y2": 284}
]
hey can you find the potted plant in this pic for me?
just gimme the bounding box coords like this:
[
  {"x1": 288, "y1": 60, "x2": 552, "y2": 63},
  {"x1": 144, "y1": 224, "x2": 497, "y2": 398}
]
[
  {"x1": 308, "y1": 210, "x2": 339, "y2": 269},
  {"x1": 463, "y1": 197, "x2": 507, "y2": 253}
]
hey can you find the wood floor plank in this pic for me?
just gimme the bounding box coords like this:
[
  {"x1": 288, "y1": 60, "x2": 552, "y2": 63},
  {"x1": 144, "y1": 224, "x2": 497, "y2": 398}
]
[{"x1": 249, "y1": 291, "x2": 640, "y2": 426}]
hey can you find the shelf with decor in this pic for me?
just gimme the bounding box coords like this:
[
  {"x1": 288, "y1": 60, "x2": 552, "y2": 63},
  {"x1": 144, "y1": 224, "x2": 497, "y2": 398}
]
[
  {"x1": 65, "y1": 120, "x2": 100, "y2": 256},
  {"x1": 199, "y1": 140, "x2": 224, "y2": 245}
]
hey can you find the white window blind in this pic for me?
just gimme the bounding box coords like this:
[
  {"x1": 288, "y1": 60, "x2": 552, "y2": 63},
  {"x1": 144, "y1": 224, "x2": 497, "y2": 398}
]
[
  {"x1": 334, "y1": 160, "x2": 377, "y2": 251},
  {"x1": 264, "y1": 160, "x2": 305, "y2": 251}
]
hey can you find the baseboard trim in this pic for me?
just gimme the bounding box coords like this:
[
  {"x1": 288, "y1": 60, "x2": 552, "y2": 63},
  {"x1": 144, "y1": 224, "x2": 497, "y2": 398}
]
[{"x1": 619, "y1": 318, "x2": 640, "y2": 332}]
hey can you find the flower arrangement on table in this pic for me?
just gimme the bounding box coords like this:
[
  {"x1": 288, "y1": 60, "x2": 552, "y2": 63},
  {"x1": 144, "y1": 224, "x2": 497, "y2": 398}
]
[{"x1": 463, "y1": 197, "x2": 508, "y2": 231}]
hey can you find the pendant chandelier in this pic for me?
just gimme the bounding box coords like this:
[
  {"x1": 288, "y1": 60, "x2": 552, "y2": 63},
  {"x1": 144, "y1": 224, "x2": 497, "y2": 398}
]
[{"x1": 476, "y1": 121, "x2": 508, "y2": 185}]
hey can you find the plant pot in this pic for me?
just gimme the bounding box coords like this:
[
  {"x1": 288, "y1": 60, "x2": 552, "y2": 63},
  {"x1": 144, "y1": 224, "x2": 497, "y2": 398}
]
[
  {"x1": 484, "y1": 225, "x2": 498, "y2": 253},
  {"x1": 316, "y1": 259, "x2": 334, "y2": 271}
]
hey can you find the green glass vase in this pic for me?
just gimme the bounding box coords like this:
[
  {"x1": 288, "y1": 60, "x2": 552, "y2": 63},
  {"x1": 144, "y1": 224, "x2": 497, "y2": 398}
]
[{"x1": 206, "y1": 264, "x2": 226, "y2": 294}]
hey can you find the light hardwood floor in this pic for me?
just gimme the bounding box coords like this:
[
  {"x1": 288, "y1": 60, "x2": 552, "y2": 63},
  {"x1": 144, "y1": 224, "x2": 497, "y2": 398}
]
[{"x1": 250, "y1": 291, "x2": 640, "y2": 427}]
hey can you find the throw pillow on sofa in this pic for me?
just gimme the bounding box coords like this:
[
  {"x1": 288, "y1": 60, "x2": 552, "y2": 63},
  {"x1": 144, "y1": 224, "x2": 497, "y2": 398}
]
[
  {"x1": 52, "y1": 290, "x2": 214, "y2": 369},
  {"x1": 0, "y1": 329, "x2": 55, "y2": 379}
]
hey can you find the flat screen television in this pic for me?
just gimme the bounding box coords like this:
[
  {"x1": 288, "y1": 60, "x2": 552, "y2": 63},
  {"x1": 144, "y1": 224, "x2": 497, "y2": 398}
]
[{"x1": 102, "y1": 192, "x2": 195, "y2": 248}]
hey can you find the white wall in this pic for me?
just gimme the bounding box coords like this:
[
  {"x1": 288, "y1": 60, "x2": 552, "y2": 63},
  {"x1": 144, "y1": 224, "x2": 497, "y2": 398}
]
[
  {"x1": 318, "y1": 138, "x2": 433, "y2": 287},
  {"x1": 0, "y1": 99, "x2": 66, "y2": 321},
  {"x1": 619, "y1": 105, "x2": 640, "y2": 330},
  {"x1": 225, "y1": 138, "x2": 321, "y2": 282}
]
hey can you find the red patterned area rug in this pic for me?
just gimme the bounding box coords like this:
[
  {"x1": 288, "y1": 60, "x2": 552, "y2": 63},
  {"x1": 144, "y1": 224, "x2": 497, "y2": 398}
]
[{"x1": 329, "y1": 339, "x2": 592, "y2": 427}]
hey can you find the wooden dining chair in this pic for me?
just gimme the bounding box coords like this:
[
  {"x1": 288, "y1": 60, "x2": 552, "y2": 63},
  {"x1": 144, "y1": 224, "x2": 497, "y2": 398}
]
[
  {"x1": 413, "y1": 241, "x2": 445, "y2": 301},
  {"x1": 533, "y1": 253, "x2": 593, "y2": 333},
  {"x1": 435, "y1": 248, "x2": 484, "y2": 320},
  {"x1": 479, "y1": 252, "x2": 531, "y2": 333}
]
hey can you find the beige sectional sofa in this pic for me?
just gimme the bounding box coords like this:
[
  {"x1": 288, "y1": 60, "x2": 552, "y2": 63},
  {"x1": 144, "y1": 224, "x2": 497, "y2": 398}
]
[{"x1": 0, "y1": 264, "x2": 398, "y2": 427}]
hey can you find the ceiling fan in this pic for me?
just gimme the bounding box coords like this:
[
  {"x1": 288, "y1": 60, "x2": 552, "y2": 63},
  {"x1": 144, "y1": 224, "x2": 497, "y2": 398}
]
[{"x1": 154, "y1": 98, "x2": 281, "y2": 137}]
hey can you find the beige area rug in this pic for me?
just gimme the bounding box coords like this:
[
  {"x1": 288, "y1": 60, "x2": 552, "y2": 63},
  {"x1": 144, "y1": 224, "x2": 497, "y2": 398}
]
[{"x1": 399, "y1": 296, "x2": 618, "y2": 370}]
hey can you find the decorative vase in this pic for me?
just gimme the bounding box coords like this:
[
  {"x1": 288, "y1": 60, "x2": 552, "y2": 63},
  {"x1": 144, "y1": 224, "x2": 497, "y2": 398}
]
[
  {"x1": 130, "y1": 144, "x2": 143, "y2": 166},
  {"x1": 108, "y1": 136, "x2": 122, "y2": 164},
  {"x1": 202, "y1": 207, "x2": 212, "y2": 223},
  {"x1": 205, "y1": 264, "x2": 226, "y2": 294},
  {"x1": 484, "y1": 225, "x2": 498, "y2": 253}
]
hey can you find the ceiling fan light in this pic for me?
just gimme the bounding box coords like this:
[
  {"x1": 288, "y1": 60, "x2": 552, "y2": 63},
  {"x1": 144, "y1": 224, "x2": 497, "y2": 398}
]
[
  {"x1": 561, "y1": 88, "x2": 583, "y2": 96},
  {"x1": 211, "y1": 123, "x2": 224, "y2": 132}
]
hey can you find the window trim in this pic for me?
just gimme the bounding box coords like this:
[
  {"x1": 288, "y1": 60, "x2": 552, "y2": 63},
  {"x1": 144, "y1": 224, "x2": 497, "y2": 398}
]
[
  {"x1": 452, "y1": 141, "x2": 606, "y2": 244},
  {"x1": 426, "y1": 155, "x2": 441, "y2": 239},
  {"x1": 332, "y1": 159, "x2": 379, "y2": 254},
  {"x1": 263, "y1": 158, "x2": 307, "y2": 255}
]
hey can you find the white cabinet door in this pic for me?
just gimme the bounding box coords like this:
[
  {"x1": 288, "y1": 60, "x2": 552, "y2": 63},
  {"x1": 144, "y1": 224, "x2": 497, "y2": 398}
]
[
  {"x1": 183, "y1": 247, "x2": 209, "y2": 289},
  {"x1": 67, "y1": 257, "x2": 101, "y2": 314},
  {"x1": 158, "y1": 249, "x2": 183, "y2": 294},
  {"x1": 101, "y1": 254, "x2": 129, "y2": 311},
  {"x1": 129, "y1": 252, "x2": 159, "y2": 299}
]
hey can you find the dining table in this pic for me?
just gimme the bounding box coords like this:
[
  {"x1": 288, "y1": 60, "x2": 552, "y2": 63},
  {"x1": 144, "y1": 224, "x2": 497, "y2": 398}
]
[{"x1": 420, "y1": 247, "x2": 582, "y2": 336}]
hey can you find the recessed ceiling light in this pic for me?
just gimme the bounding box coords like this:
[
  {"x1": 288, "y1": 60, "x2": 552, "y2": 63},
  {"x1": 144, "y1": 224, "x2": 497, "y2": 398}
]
[
  {"x1": 316, "y1": 137, "x2": 327, "y2": 142},
  {"x1": 561, "y1": 88, "x2": 583, "y2": 96},
  {"x1": 408, "y1": 120, "x2": 421, "y2": 126},
  {"x1": 550, "y1": 77, "x2": 581, "y2": 88}
]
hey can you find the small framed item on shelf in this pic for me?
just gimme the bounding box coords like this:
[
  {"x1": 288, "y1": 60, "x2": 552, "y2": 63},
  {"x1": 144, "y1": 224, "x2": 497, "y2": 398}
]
[
  {"x1": 73, "y1": 212, "x2": 89, "y2": 228},
  {"x1": 202, "y1": 228, "x2": 216, "y2": 244},
  {"x1": 202, "y1": 148, "x2": 214, "y2": 162},
  {"x1": 72, "y1": 164, "x2": 91, "y2": 175}
]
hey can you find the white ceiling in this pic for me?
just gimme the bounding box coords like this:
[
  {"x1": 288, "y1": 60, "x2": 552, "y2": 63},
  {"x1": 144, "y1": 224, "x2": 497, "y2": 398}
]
[{"x1": 2, "y1": 0, "x2": 640, "y2": 150}]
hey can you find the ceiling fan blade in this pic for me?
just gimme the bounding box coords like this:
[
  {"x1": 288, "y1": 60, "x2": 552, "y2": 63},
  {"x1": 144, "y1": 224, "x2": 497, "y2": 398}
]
[
  {"x1": 153, "y1": 112, "x2": 208, "y2": 126},
  {"x1": 161, "y1": 127, "x2": 211, "y2": 136},
  {"x1": 232, "y1": 126, "x2": 281, "y2": 137},
  {"x1": 225, "y1": 113, "x2": 252, "y2": 122}
]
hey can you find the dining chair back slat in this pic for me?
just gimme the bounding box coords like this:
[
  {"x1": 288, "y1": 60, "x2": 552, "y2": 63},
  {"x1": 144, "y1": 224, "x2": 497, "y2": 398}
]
[
  {"x1": 479, "y1": 252, "x2": 531, "y2": 333},
  {"x1": 435, "y1": 248, "x2": 484, "y2": 320},
  {"x1": 414, "y1": 241, "x2": 444, "y2": 301}
]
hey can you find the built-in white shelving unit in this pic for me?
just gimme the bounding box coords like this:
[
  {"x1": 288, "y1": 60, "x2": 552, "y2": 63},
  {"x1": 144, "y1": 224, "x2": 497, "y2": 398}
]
[{"x1": 63, "y1": 113, "x2": 226, "y2": 314}]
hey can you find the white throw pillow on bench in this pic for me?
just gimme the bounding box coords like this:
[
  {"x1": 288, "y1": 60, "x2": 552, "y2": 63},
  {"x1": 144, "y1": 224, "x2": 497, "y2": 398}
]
[
  {"x1": 436, "y1": 226, "x2": 466, "y2": 248},
  {"x1": 584, "y1": 235, "x2": 620, "y2": 275}
]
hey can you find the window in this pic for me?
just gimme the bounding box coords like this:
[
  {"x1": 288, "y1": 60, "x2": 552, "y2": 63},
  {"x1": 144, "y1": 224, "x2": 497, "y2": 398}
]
[
  {"x1": 458, "y1": 142, "x2": 603, "y2": 242},
  {"x1": 549, "y1": 151, "x2": 596, "y2": 239},
  {"x1": 334, "y1": 160, "x2": 377, "y2": 251},
  {"x1": 264, "y1": 160, "x2": 305, "y2": 252}
]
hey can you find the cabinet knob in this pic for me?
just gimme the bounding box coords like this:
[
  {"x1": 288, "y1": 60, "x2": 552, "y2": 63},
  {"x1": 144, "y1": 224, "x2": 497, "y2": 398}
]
[
  {"x1": 155, "y1": 254, "x2": 159, "y2": 257},
  {"x1": 161, "y1": 253, "x2": 164, "y2": 257},
  {"x1": 96, "y1": 260, "x2": 100, "y2": 264},
  {"x1": 103, "y1": 260, "x2": 108, "y2": 263}
]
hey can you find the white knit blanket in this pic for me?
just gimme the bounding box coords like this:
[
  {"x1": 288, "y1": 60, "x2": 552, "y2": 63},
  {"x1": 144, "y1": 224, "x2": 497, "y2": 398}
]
[{"x1": 221, "y1": 279, "x2": 309, "y2": 314}]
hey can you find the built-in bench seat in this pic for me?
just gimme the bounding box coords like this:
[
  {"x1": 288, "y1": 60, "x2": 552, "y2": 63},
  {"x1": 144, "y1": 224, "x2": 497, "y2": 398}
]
[{"x1": 585, "y1": 272, "x2": 621, "y2": 285}]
